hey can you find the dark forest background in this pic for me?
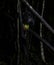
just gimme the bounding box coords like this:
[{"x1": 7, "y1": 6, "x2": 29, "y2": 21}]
[
  {"x1": 0, "y1": 0, "x2": 54, "y2": 65},
  {"x1": 0, "y1": 0, "x2": 17, "y2": 65},
  {"x1": 18, "y1": 0, "x2": 54, "y2": 65}
]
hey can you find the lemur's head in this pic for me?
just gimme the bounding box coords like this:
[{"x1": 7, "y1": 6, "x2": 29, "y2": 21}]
[{"x1": 22, "y1": 10, "x2": 35, "y2": 26}]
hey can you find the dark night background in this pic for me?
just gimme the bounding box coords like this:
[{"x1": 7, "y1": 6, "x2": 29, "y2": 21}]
[
  {"x1": 19, "y1": 0, "x2": 54, "y2": 65},
  {"x1": 0, "y1": 0, "x2": 17, "y2": 65},
  {"x1": 0, "y1": 0, "x2": 54, "y2": 65}
]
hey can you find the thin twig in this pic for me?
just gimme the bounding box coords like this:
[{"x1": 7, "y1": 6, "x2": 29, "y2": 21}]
[
  {"x1": 22, "y1": 0, "x2": 54, "y2": 34},
  {"x1": 29, "y1": 29, "x2": 54, "y2": 51},
  {"x1": 40, "y1": 0, "x2": 46, "y2": 63}
]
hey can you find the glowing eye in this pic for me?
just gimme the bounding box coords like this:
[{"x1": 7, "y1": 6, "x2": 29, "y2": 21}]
[{"x1": 24, "y1": 24, "x2": 29, "y2": 30}]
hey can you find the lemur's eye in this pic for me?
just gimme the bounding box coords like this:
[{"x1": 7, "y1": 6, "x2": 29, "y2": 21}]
[{"x1": 24, "y1": 24, "x2": 29, "y2": 30}]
